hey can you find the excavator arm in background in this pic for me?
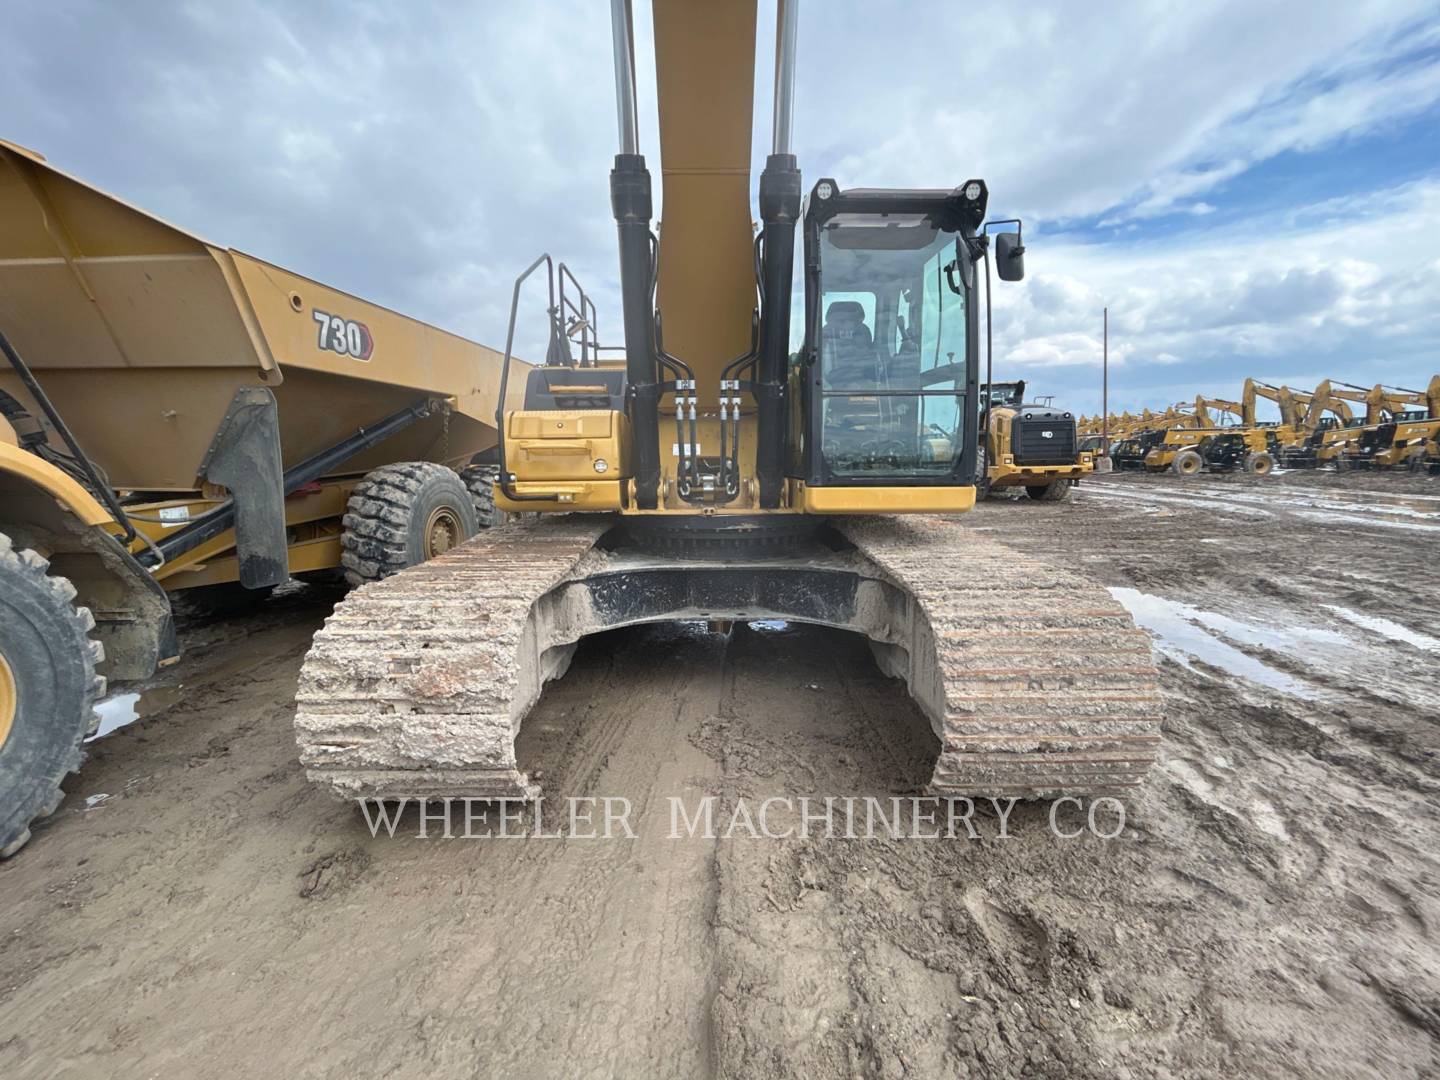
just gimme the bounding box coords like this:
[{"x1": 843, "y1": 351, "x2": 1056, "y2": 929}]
[{"x1": 1194, "y1": 395, "x2": 1244, "y2": 428}]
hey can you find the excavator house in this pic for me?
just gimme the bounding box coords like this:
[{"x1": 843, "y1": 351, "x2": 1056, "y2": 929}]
[{"x1": 295, "y1": 1, "x2": 1162, "y2": 802}]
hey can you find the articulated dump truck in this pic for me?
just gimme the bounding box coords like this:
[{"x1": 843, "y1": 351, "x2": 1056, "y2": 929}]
[
  {"x1": 0, "y1": 140, "x2": 526, "y2": 855},
  {"x1": 294, "y1": 0, "x2": 1163, "y2": 811}
]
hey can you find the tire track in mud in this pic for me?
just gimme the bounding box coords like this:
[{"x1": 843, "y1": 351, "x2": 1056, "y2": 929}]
[
  {"x1": 972, "y1": 472, "x2": 1440, "y2": 1079},
  {"x1": 374, "y1": 624, "x2": 727, "y2": 1080}
]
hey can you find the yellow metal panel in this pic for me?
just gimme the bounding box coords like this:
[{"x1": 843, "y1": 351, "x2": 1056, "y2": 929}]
[
  {"x1": 172, "y1": 536, "x2": 344, "y2": 590},
  {"x1": 131, "y1": 481, "x2": 354, "y2": 586},
  {"x1": 991, "y1": 465, "x2": 1091, "y2": 486},
  {"x1": 508, "y1": 411, "x2": 616, "y2": 439},
  {"x1": 229, "y1": 252, "x2": 531, "y2": 426},
  {"x1": 800, "y1": 485, "x2": 976, "y2": 515},
  {"x1": 0, "y1": 442, "x2": 111, "y2": 525},
  {"x1": 505, "y1": 410, "x2": 629, "y2": 483},
  {"x1": 652, "y1": 0, "x2": 759, "y2": 384},
  {"x1": 0, "y1": 143, "x2": 527, "y2": 490}
]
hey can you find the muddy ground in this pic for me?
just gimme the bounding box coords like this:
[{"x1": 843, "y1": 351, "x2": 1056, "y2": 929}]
[{"x1": 2, "y1": 469, "x2": 1438, "y2": 1079}]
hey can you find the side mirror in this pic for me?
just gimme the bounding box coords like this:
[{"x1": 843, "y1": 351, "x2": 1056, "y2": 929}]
[{"x1": 995, "y1": 232, "x2": 1025, "y2": 282}]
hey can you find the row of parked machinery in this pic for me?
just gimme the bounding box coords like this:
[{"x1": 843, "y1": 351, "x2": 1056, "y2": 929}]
[{"x1": 1079, "y1": 376, "x2": 1440, "y2": 476}]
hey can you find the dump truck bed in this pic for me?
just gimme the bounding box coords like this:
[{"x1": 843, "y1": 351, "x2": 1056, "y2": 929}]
[{"x1": 0, "y1": 139, "x2": 529, "y2": 491}]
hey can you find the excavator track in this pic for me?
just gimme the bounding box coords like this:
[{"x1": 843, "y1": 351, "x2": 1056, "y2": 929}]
[
  {"x1": 836, "y1": 517, "x2": 1162, "y2": 796},
  {"x1": 295, "y1": 517, "x2": 613, "y2": 800},
  {"x1": 295, "y1": 514, "x2": 1161, "y2": 802}
]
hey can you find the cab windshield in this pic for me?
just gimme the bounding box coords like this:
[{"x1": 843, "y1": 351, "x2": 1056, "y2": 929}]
[{"x1": 817, "y1": 215, "x2": 967, "y2": 478}]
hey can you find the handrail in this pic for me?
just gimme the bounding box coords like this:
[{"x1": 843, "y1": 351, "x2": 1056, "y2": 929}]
[
  {"x1": 495, "y1": 253, "x2": 559, "y2": 502},
  {"x1": 558, "y1": 262, "x2": 598, "y2": 367},
  {"x1": 494, "y1": 254, "x2": 606, "y2": 503}
]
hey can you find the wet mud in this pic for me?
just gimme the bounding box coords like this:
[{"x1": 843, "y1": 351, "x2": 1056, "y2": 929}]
[{"x1": 2, "y1": 469, "x2": 1437, "y2": 1078}]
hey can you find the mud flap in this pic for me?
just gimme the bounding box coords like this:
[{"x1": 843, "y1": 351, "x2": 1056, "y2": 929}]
[{"x1": 200, "y1": 387, "x2": 288, "y2": 589}]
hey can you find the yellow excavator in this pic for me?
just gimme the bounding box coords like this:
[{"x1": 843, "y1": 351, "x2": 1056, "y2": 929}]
[
  {"x1": 294, "y1": 0, "x2": 1162, "y2": 804},
  {"x1": 1110, "y1": 404, "x2": 1196, "y2": 470},
  {"x1": 1332, "y1": 377, "x2": 1440, "y2": 471},
  {"x1": 1275, "y1": 379, "x2": 1358, "y2": 467},
  {"x1": 1280, "y1": 379, "x2": 1416, "y2": 468}
]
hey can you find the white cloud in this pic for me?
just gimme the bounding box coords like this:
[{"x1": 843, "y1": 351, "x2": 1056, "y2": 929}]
[
  {"x1": 993, "y1": 179, "x2": 1440, "y2": 411},
  {"x1": 803, "y1": 0, "x2": 1438, "y2": 224},
  {"x1": 2, "y1": 0, "x2": 1437, "y2": 408}
]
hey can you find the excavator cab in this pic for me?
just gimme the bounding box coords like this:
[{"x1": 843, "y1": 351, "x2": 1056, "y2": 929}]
[{"x1": 796, "y1": 183, "x2": 994, "y2": 489}]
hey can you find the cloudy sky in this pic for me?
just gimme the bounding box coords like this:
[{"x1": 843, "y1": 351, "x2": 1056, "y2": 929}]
[{"x1": 7, "y1": 0, "x2": 1439, "y2": 415}]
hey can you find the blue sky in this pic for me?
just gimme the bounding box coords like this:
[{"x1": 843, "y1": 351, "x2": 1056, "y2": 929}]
[{"x1": 5, "y1": 0, "x2": 1439, "y2": 418}]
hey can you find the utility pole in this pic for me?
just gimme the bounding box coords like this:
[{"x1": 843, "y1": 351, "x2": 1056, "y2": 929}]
[{"x1": 1101, "y1": 307, "x2": 1109, "y2": 455}]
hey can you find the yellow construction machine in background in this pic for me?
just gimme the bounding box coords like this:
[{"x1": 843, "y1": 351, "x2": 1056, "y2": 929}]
[
  {"x1": 1108, "y1": 404, "x2": 1197, "y2": 470},
  {"x1": 0, "y1": 139, "x2": 527, "y2": 856},
  {"x1": 1093, "y1": 372, "x2": 1440, "y2": 476},
  {"x1": 978, "y1": 380, "x2": 1093, "y2": 501},
  {"x1": 1328, "y1": 378, "x2": 1440, "y2": 471}
]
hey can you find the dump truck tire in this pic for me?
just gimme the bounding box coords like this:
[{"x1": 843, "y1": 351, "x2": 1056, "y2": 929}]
[
  {"x1": 460, "y1": 464, "x2": 505, "y2": 527},
  {"x1": 1025, "y1": 479, "x2": 1072, "y2": 502},
  {"x1": 0, "y1": 532, "x2": 105, "y2": 859},
  {"x1": 341, "y1": 463, "x2": 480, "y2": 587},
  {"x1": 1243, "y1": 451, "x2": 1275, "y2": 476},
  {"x1": 1171, "y1": 449, "x2": 1203, "y2": 476}
]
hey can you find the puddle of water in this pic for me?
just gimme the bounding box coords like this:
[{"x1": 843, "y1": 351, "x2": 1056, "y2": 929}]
[
  {"x1": 1182, "y1": 487, "x2": 1440, "y2": 522},
  {"x1": 84, "y1": 793, "x2": 111, "y2": 809},
  {"x1": 1323, "y1": 605, "x2": 1440, "y2": 652},
  {"x1": 90, "y1": 685, "x2": 185, "y2": 740},
  {"x1": 1109, "y1": 587, "x2": 1330, "y2": 697},
  {"x1": 1278, "y1": 485, "x2": 1440, "y2": 504}
]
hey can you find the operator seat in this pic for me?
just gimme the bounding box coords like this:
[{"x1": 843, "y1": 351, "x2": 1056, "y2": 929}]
[
  {"x1": 822, "y1": 301, "x2": 879, "y2": 389},
  {"x1": 821, "y1": 301, "x2": 887, "y2": 471}
]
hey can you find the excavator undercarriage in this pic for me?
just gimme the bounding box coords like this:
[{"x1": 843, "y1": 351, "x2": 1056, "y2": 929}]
[{"x1": 297, "y1": 515, "x2": 1161, "y2": 800}]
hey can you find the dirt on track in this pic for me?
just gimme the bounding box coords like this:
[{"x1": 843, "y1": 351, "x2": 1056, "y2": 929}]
[{"x1": 2, "y1": 469, "x2": 1438, "y2": 1080}]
